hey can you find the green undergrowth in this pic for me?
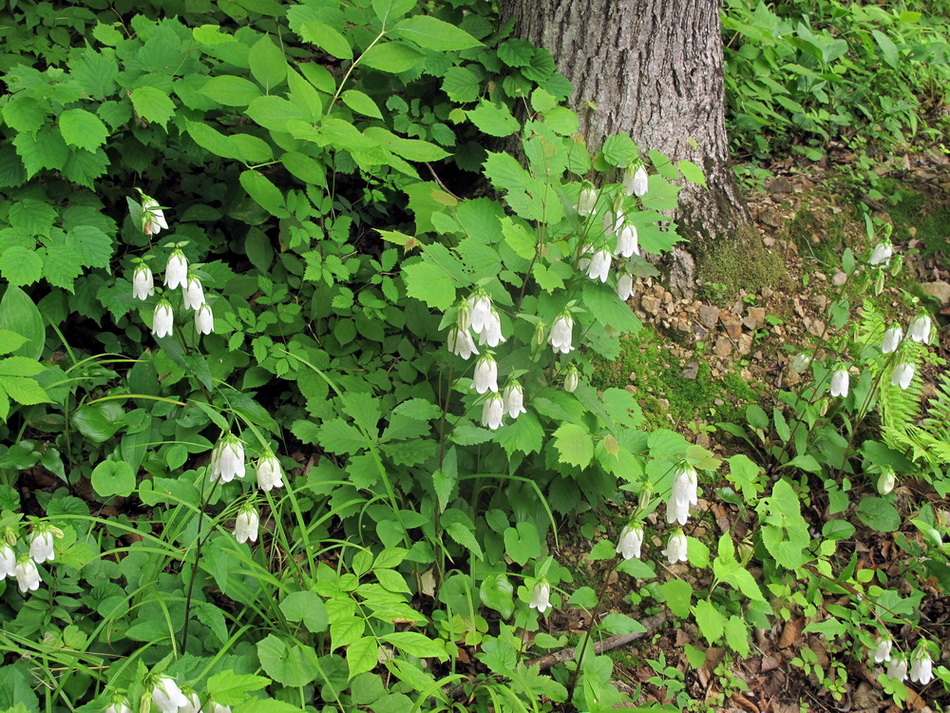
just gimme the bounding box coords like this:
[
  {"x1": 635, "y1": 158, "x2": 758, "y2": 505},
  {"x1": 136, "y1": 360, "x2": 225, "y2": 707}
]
[
  {"x1": 888, "y1": 187, "x2": 950, "y2": 259},
  {"x1": 696, "y1": 226, "x2": 787, "y2": 299}
]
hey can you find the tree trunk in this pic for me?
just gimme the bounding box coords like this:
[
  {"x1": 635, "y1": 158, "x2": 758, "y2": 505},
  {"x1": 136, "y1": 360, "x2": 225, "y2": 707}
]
[{"x1": 500, "y1": 0, "x2": 752, "y2": 256}]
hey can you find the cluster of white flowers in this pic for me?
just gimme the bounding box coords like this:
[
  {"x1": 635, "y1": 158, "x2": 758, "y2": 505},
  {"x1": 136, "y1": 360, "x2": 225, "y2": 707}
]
[
  {"x1": 868, "y1": 636, "x2": 937, "y2": 687},
  {"x1": 0, "y1": 525, "x2": 62, "y2": 595},
  {"x1": 129, "y1": 195, "x2": 215, "y2": 339},
  {"x1": 145, "y1": 676, "x2": 232, "y2": 713}
]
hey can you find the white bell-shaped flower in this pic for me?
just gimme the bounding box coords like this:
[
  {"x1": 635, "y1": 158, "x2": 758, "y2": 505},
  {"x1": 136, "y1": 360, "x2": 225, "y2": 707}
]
[
  {"x1": 615, "y1": 525, "x2": 644, "y2": 560},
  {"x1": 549, "y1": 315, "x2": 574, "y2": 355},
  {"x1": 868, "y1": 241, "x2": 893, "y2": 266},
  {"x1": 907, "y1": 314, "x2": 931, "y2": 343},
  {"x1": 891, "y1": 363, "x2": 914, "y2": 390},
  {"x1": 179, "y1": 693, "x2": 203, "y2": 713},
  {"x1": 234, "y1": 506, "x2": 260, "y2": 544},
  {"x1": 152, "y1": 301, "x2": 174, "y2": 339},
  {"x1": 909, "y1": 648, "x2": 933, "y2": 685},
  {"x1": 829, "y1": 369, "x2": 850, "y2": 398},
  {"x1": 132, "y1": 264, "x2": 155, "y2": 300},
  {"x1": 195, "y1": 304, "x2": 214, "y2": 335},
  {"x1": 256, "y1": 452, "x2": 285, "y2": 492},
  {"x1": 152, "y1": 677, "x2": 189, "y2": 713},
  {"x1": 615, "y1": 223, "x2": 639, "y2": 258},
  {"x1": 577, "y1": 186, "x2": 597, "y2": 216},
  {"x1": 141, "y1": 196, "x2": 169, "y2": 236},
  {"x1": 456, "y1": 300, "x2": 471, "y2": 332},
  {"x1": 210, "y1": 434, "x2": 246, "y2": 483},
  {"x1": 0, "y1": 544, "x2": 15, "y2": 578},
  {"x1": 881, "y1": 325, "x2": 902, "y2": 354},
  {"x1": 468, "y1": 294, "x2": 493, "y2": 335},
  {"x1": 563, "y1": 366, "x2": 579, "y2": 393},
  {"x1": 617, "y1": 273, "x2": 634, "y2": 301},
  {"x1": 481, "y1": 393, "x2": 505, "y2": 431},
  {"x1": 870, "y1": 636, "x2": 893, "y2": 664},
  {"x1": 29, "y1": 530, "x2": 55, "y2": 563},
  {"x1": 662, "y1": 531, "x2": 688, "y2": 564},
  {"x1": 791, "y1": 354, "x2": 811, "y2": 374},
  {"x1": 502, "y1": 382, "x2": 526, "y2": 419},
  {"x1": 585, "y1": 249, "x2": 612, "y2": 283},
  {"x1": 529, "y1": 581, "x2": 551, "y2": 613},
  {"x1": 887, "y1": 656, "x2": 908, "y2": 681},
  {"x1": 473, "y1": 354, "x2": 498, "y2": 394},
  {"x1": 14, "y1": 556, "x2": 41, "y2": 593},
  {"x1": 477, "y1": 308, "x2": 506, "y2": 347},
  {"x1": 666, "y1": 466, "x2": 698, "y2": 525},
  {"x1": 447, "y1": 327, "x2": 478, "y2": 360},
  {"x1": 877, "y1": 467, "x2": 896, "y2": 496},
  {"x1": 625, "y1": 166, "x2": 648, "y2": 197},
  {"x1": 164, "y1": 250, "x2": 188, "y2": 289},
  {"x1": 105, "y1": 700, "x2": 133, "y2": 713},
  {"x1": 182, "y1": 275, "x2": 205, "y2": 311}
]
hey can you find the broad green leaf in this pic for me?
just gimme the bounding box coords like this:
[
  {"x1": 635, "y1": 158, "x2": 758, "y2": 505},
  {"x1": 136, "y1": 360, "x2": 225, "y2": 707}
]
[
  {"x1": 373, "y1": 0, "x2": 415, "y2": 24},
  {"x1": 553, "y1": 423, "x2": 593, "y2": 469},
  {"x1": 186, "y1": 121, "x2": 243, "y2": 160},
  {"x1": 0, "y1": 287, "x2": 44, "y2": 359},
  {"x1": 442, "y1": 66, "x2": 481, "y2": 103},
  {"x1": 497, "y1": 38, "x2": 535, "y2": 67},
  {"x1": 317, "y1": 418, "x2": 370, "y2": 454},
  {"x1": 239, "y1": 170, "x2": 285, "y2": 216},
  {"x1": 479, "y1": 573, "x2": 514, "y2": 618},
  {"x1": 0, "y1": 248, "x2": 43, "y2": 287},
  {"x1": 402, "y1": 260, "x2": 455, "y2": 311},
  {"x1": 201, "y1": 75, "x2": 262, "y2": 106},
  {"x1": 0, "y1": 357, "x2": 44, "y2": 377},
  {"x1": 724, "y1": 616, "x2": 750, "y2": 657},
  {"x1": 601, "y1": 134, "x2": 639, "y2": 168},
  {"x1": 281, "y1": 152, "x2": 327, "y2": 185},
  {"x1": 382, "y1": 631, "x2": 448, "y2": 660},
  {"x1": 58, "y1": 109, "x2": 109, "y2": 152},
  {"x1": 130, "y1": 87, "x2": 175, "y2": 128},
  {"x1": 677, "y1": 159, "x2": 706, "y2": 186},
  {"x1": 346, "y1": 638, "x2": 378, "y2": 680},
  {"x1": 297, "y1": 21, "x2": 353, "y2": 59},
  {"x1": 341, "y1": 90, "x2": 382, "y2": 119},
  {"x1": 360, "y1": 42, "x2": 424, "y2": 73},
  {"x1": 0, "y1": 331, "x2": 27, "y2": 356},
  {"x1": 600, "y1": 613, "x2": 646, "y2": 635},
  {"x1": 207, "y1": 671, "x2": 271, "y2": 705},
  {"x1": 393, "y1": 15, "x2": 481, "y2": 51},
  {"x1": 693, "y1": 599, "x2": 724, "y2": 643},
  {"x1": 248, "y1": 34, "x2": 287, "y2": 89},
  {"x1": 659, "y1": 579, "x2": 692, "y2": 618},
  {"x1": 90, "y1": 460, "x2": 136, "y2": 498},
  {"x1": 68, "y1": 225, "x2": 113, "y2": 268},
  {"x1": 256, "y1": 634, "x2": 319, "y2": 687},
  {"x1": 468, "y1": 100, "x2": 519, "y2": 137},
  {"x1": 280, "y1": 591, "x2": 329, "y2": 633},
  {"x1": 856, "y1": 496, "x2": 900, "y2": 532}
]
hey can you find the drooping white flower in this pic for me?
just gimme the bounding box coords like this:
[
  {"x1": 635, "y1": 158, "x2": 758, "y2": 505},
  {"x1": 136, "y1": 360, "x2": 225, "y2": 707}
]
[
  {"x1": 625, "y1": 166, "x2": 649, "y2": 197},
  {"x1": 891, "y1": 363, "x2": 914, "y2": 390},
  {"x1": 909, "y1": 648, "x2": 933, "y2": 685},
  {"x1": 29, "y1": 531, "x2": 54, "y2": 563},
  {"x1": 182, "y1": 275, "x2": 205, "y2": 311},
  {"x1": 477, "y1": 308, "x2": 506, "y2": 347},
  {"x1": 662, "y1": 531, "x2": 688, "y2": 564},
  {"x1": 164, "y1": 250, "x2": 188, "y2": 289},
  {"x1": 152, "y1": 677, "x2": 189, "y2": 713},
  {"x1": 210, "y1": 434, "x2": 246, "y2": 483},
  {"x1": 529, "y1": 581, "x2": 551, "y2": 614},
  {"x1": 887, "y1": 656, "x2": 908, "y2": 681},
  {"x1": 195, "y1": 304, "x2": 214, "y2": 335},
  {"x1": 481, "y1": 393, "x2": 505, "y2": 431},
  {"x1": 447, "y1": 327, "x2": 478, "y2": 360},
  {"x1": 14, "y1": 557, "x2": 41, "y2": 593},
  {"x1": 152, "y1": 301, "x2": 174, "y2": 339},
  {"x1": 791, "y1": 354, "x2": 812, "y2": 374},
  {"x1": 141, "y1": 196, "x2": 169, "y2": 236},
  {"x1": 468, "y1": 295, "x2": 493, "y2": 335},
  {"x1": 549, "y1": 314, "x2": 574, "y2": 355},
  {"x1": 563, "y1": 366, "x2": 579, "y2": 393},
  {"x1": 503, "y1": 382, "x2": 526, "y2": 419},
  {"x1": 830, "y1": 369, "x2": 850, "y2": 398},
  {"x1": 881, "y1": 326, "x2": 902, "y2": 354},
  {"x1": 585, "y1": 249, "x2": 612, "y2": 283},
  {"x1": 868, "y1": 241, "x2": 893, "y2": 266},
  {"x1": 179, "y1": 693, "x2": 203, "y2": 713},
  {"x1": 105, "y1": 700, "x2": 133, "y2": 713},
  {"x1": 615, "y1": 525, "x2": 644, "y2": 560},
  {"x1": 577, "y1": 186, "x2": 597, "y2": 216},
  {"x1": 256, "y1": 452, "x2": 285, "y2": 492},
  {"x1": 456, "y1": 300, "x2": 471, "y2": 332},
  {"x1": 234, "y1": 507, "x2": 260, "y2": 544},
  {"x1": 666, "y1": 466, "x2": 698, "y2": 525},
  {"x1": 877, "y1": 467, "x2": 896, "y2": 496},
  {"x1": 907, "y1": 314, "x2": 931, "y2": 344},
  {"x1": 577, "y1": 243, "x2": 594, "y2": 272},
  {"x1": 473, "y1": 354, "x2": 498, "y2": 394},
  {"x1": 615, "y1": 223, "x2": 639, "y2": 258},
  {"x1": 0, "y1": 544, "x2": 15, "y2": 578},
  {"x1": 603, "y1": 211, "x2": 620, "y2": 236},
  {"x1": 617, "y1": 273, "x2": 635, "y2": 301},
  {"x1": 132, "y1": 264, "x2": 155, "y2": 300},
  {"x1": 870, "y1": 636, "x2": 893, "y2": 664}
]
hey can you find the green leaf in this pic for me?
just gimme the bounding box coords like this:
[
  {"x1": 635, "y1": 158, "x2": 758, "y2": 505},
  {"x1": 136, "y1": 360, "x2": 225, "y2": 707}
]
[
  {"x1": 346, "y1": 638, "x2": 378, "y2": 680},
  {"x1": 240, "y1": 170, "x2": 285, "y2": 216},
  {"x1": 317, "y1": 418, "x2": 370, "y2": 454},
  {"x1": 58, "y1": 109, "x2": 109, "y2": 152},
  {"x1": 479, "y1": 573, "x2": 514, "y2": 618},
  {"x1": 201, "y1": 75, "x2": 262, "y2": 106},
  {"x1": 582, "y1": 282, "x2": 640, "y2": 334},
  {"x1": 0, "y1": 247, "x2": 43, "y2": 287},
  {"x1": 659, "y1": 579, "x2": 692, "y2": 618},
  {"x1": 503, "y1": 522, "x2": 541, "y2": 565},
  {"x1": 856, "y1": 497, "x2": 900, "y2": 532},
  {"x1": 186, "y1": 121, "x2": 243, "y2": 160},
  {"x1": 442, "y1": 66, "x2": 481, "y2": 103},
  {"x1": 724, "y1": 616, "x2": 750, "y2": 657},
  {"x1": 297, "y1": 21, "x2": 353, "y2": 60},
  {"x1": 341, "y1": 90, "x2": 382, "y2": 119},
  {"x1": 130, "y1": 87, "x2": 175, "y2": 128},
  {"x1": 601, "y1": 134, "x2": 639, "y2": 168},
  {"x1": 280, "y1": 591, "x2": 329, "y2": 633},
  {"x1": 497, "y1": 38, "x2": 535, "y2": 67},
  {"x1": 248, "y1": 35, "x2": 287, "y2": 89},
  {"x1": 90, "y1": 459, "x2": 136, "y2": 498},
  {"x1": 0, "y1": 357, "x2": 44, "y2": 377},
  {"x1": 2, "y1": 97, "x2": 48, "y2": 134},
  {"x1": 0, "y1": 287, "x2": 44, "y2": 360},
  {"x1": 382, "y1": 631, "x2": 448, "y2": 660},
  {"x1": 495, "y1": 410, "x2": 543, "y2": 456},
  {"x1": 373, "y1": 0, "x2": 415, "y2": 24},
  {"x1": 14, "y1": 126, "x2": 69, "y2": 178},
  {"x1": 871, "y1": 29, "x2": 899, "y2": 69},
  {"x1": 393, "y1": 15, "x2": 481, "y2": 51},
  {"x1": 402, "y1": 260, "x2": 456, "y2": 311},
  {"x1": 207, "y1": 671, "x2": 271, "y2": 706},
  {"x1": 553, "y1": 423, "x2": 593, "y2": 469},
  {"x1": 677, "y1": 160, "x2": 706, "y2": 186},
  {"x1": 468, "y1": 100, "x2": 519, "y2": 137},
  {"x1": 256, "y1": 634, "x2": 319, "y2": 687},
  {"x1": 693, "y1": 599, "x2": 724, "y2": 644},
  {"x1": 600, "y1": 613, "x2": 646, "y2": 635},
  {"x1": 68, "y1": 225, "x2": 113, "y2": 268},
  {"x1": 360, "y1": 42, "x2": 425, "y2": 73},
  {"x1": 0, "y1": 331, "x2": 27, "y2": 356},
  {"x1": 444, "y1": 520, "x2": 484, "y2": 560}
]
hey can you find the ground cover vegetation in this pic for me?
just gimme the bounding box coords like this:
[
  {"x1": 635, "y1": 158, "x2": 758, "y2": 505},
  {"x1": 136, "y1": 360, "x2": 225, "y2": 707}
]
[{"x1": 0, "y1": 1, "x2": 947, "y2": 712}]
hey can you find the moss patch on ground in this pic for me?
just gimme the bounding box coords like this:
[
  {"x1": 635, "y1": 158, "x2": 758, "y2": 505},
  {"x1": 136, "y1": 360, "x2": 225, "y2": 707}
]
[
  {"x1": 696, "y1": 224, "x2": 787, "y2": 300},
  {"x1": 888, "y1": 187, "x2": 950, "y2": 259}
]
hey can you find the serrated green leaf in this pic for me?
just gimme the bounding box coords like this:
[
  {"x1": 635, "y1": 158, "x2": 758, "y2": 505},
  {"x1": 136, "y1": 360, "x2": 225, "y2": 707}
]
[
  {"x1": 14, "y1": 127, "x2": 69, "y2": 178},
  {"x1": 58, "y1": 108, "x2": 109, "y2": 152},
  {"x1": 402, "y1": 260, "x2": 456, "y2": 311},
  {"x1": 659, "y1": 579, "x2": 692, "y2": 618},
  {"x1": 0, "y1": 357, "x2": 44, "y2": 377},
  {"x1": 0, "y1": 247, "x2": 43, "y2": 287},
  {"x1": 442, "y1": 66, "x2": 481, "y2": 102},
  {"x1": 693, "y1": 599, "x2": 724, "y2": 644},
  {"x1": 393, "y1": 15, "x2": 481, "y2": 51},
  {"x1": 601, "y1": 134, "x2": 639, "y2": 168},
  {"x1": 382, "y1": 631, "x2": 447, "y2": 660},
  {"x1": 373, "y1": 0, "x2": 415, "y2": 24},
  {"x1": 207, "y1": 671, "x2": 271, "y2": 706},
  {"x1": 68, "y1": 224, "x2": 113, "y2": 268},
  {"x1": 497, "y1": 38, "x2": 534, "y2": 67},
  {"x1": 346, "y1": 638, "x2": 378, "y2": 680},
  {"x1": 553, "y1": 423, "x2": 593, "y2": 468},
  {"x1": 130, "y1": 87, "x2": 175, "y2": 128},
  {"x1": 2, "y1": 97, "x2": 48, "y2": 134},
  {"x1": 317, "y1": 418, "x2": 370, "y2": 454},
  {"x1": 724, "y1": 616, "x2": 750, "y2": 657},
  {"x1": 468, "y1": 100, "x2": 519, "y2": 137},
  {"x1": 0, "y1": 331, "x2": 28, "y2": 356}
]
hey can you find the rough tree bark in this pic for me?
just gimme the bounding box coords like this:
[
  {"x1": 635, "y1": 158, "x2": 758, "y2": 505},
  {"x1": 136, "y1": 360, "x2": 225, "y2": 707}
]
[{"x1": 500, "y1": 0, "x2": 752, "y2": 262}]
